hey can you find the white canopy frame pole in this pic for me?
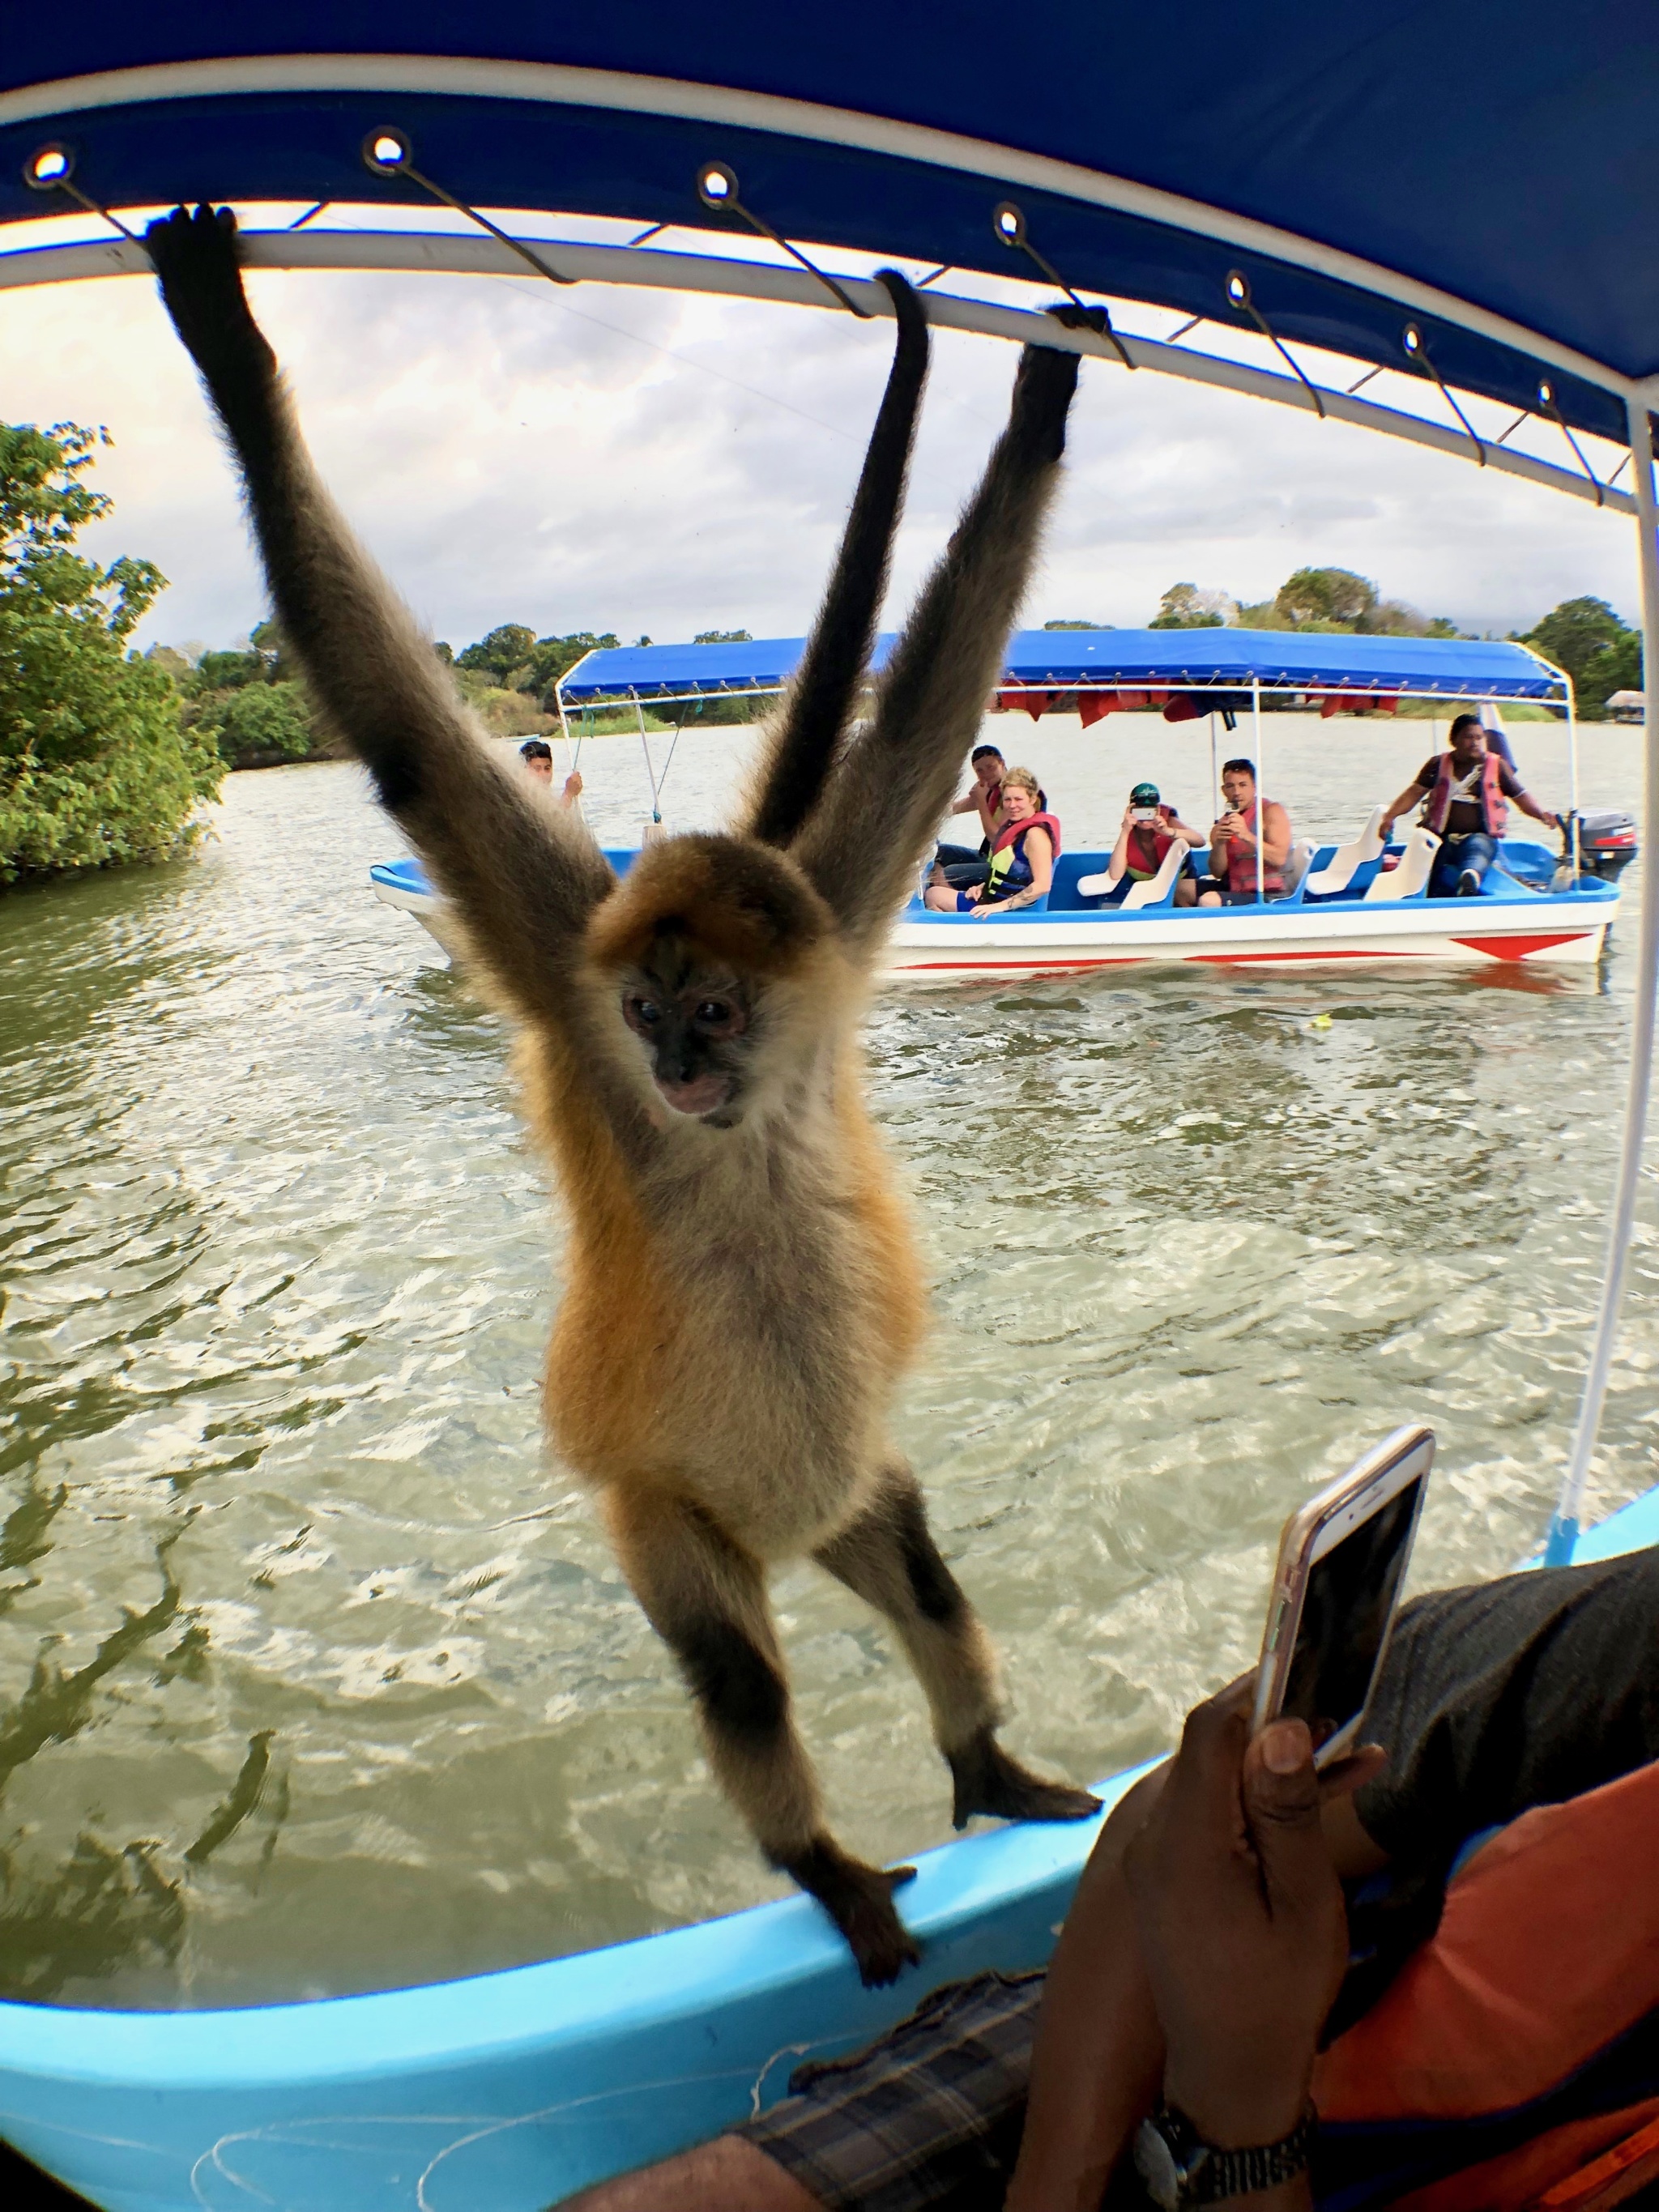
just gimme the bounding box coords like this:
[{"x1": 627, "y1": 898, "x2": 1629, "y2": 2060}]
[
  {"x1": 1544, "y1": 399, "x2": 1659, "y2": 1565},
  {"x1": 634, "y1": 692, "x2": 663, "y2": 825},
  {"x1": 1567, "y1": 684, "x2": 1582, "y2": 879},
  {"x1": 1209, "y1": 710, "x2": 1220, "y2": 820},
  {"x1": 1252, "y1": 680, "x2": 1265, "y2": 903}
]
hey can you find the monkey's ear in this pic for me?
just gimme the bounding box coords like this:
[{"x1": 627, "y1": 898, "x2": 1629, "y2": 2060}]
[
  {"x1": 745, "y1": 270, "x2": 930, "y2": 850},
  {"x1": 588, "y1": 835, "x2": 832, "y2": 976}
]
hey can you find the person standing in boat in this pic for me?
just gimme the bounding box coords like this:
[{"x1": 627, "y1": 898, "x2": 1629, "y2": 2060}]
[
  {"x1": 1196, "y1": 758, "x2": 1294, "y2": 906},
  {"x1": 518, "y1": 737, "x2": 584, "y2": 809},
  {"x1": 1100, "y1": 781, "x2": 1209, "y2": 906},
  {"x1": 1379, "y1": 713, "x2": 1560, "y2": 897},
  {"x1": 924, "y1": 767, "x2": 1059, "y2": 914},
  {"x1": 932, "y1": 744, "x2": 1006, "y2": 889}
]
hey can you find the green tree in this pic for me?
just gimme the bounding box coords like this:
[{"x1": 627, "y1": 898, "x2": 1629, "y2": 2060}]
[
  {"x1": 203, "y1": 680, "x2": 317, "y2": 765},
  {"x1": 1579, "y1": 629, "x2": 1643, "y2": 714},
  {"x1": 1043, "y1": 617, "x2": 1111, "y2": 630},
  {"x1": 693, "y1": 628, "x2": 753, "y2": 645},
  {"x1": 1519, "y1": 596, "x2": 1632, "y2": 697},
  {"x1": 1274, "y1": 567, "x2": 1378, "y2": 629},
  {"x1": 456, "y1": 623, "x2": 537, "y2": 684},
  {"x1": 0, "y1": 421, "x2": 221, "y2": 882},
  {"x1": 1149, "y1": 582, "x2": 1236, "y2": 630}
]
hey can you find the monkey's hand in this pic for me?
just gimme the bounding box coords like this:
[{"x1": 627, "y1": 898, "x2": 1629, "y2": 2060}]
[
  {"x1": 1006, "y1": 305, "x2": 1101, "y2": 463},
  {"x1": 147, "y1": 205, "x2": 276, "y2": 403},
  {"x1": 949, "y1": 1726, "x2": 1103, "y2": 1830},
  {"x1": 780, "y1": 1838, "x2": 921, "y2": 1988}
]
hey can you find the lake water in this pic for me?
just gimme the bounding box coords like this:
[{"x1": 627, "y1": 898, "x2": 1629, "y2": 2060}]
[{"x1": 1, "y1": 712, "x2": 1654, "y2": 2010}]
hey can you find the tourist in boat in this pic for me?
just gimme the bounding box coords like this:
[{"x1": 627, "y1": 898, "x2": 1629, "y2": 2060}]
[
  {"x1": 932, "y1": 744, "x2": 1006, "y2": 889},
  {"x1": 570, "y1": 1550, "x2": 1659, "y2": 2212},
  {"x1": 1100, "y1": 781, "x2": 1209, "y2": 906},
  {"x1": 1196, "y1": 757, "x2": 1294, "y2": 904},
  {"x1": 1380, "y1": 713, "x2": 1561, "y2": 897},
  {"x1": 924, "y1": 768, "x2": 1059, "y2": 914},
  {"x1": 519, "y1": 738, "x2": 584, "y2": 808}
]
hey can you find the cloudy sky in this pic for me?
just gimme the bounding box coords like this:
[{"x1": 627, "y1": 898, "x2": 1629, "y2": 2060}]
[{"x1": 2, "y1": 254, "x2": 1645, "y2": 658}]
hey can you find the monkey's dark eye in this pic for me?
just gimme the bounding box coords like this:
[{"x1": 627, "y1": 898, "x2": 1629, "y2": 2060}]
[
  {"x1": 628, "y1": 996, "x2": 662, "y2": 1029},
  {"x1": 696, "y1": 1000, "x2": 731, "y2": 1026}
]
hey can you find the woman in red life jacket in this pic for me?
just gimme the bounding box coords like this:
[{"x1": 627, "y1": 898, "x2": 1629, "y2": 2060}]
[
  {"x1": 925, "y1": 766, "x2": 1060, "y2": 914},
  {"x1": 1380, "y1": 714, "x2": 1561, "y2": 897},
  {"x1": 1102, "y1": 780, "x2": 1210, "y2": 906}
]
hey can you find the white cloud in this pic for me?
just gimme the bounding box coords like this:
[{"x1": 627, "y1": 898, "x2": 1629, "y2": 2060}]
[{"x1": 0, "y1": 264, "x2": 1644, "y2": 654}]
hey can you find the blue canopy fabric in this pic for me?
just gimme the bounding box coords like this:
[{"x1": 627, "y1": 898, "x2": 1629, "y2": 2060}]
[
  {"x1": 561, "y1": 628, "x2": 1566, "y2": 703},
  {"x1": 4, "y1": 6, "x2": 1657, "y2": 441}
]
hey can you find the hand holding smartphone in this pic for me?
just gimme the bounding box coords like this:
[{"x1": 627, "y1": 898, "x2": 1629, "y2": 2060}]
[{"x1": 1252, "y1": 1426, "x2": 1433, "y2": 1767}]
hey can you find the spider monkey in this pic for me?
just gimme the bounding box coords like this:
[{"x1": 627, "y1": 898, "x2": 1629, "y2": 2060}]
[{"x1": 146, "y1": 204, "x2": 1102, "y2": 1985}]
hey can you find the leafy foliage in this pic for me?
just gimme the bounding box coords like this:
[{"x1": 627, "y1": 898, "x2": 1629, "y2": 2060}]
[
  {"x1": 693, "y1": 628, "x2": 753, "y2": 645},
  {"x1": 1043, "y1": 618, "x2": 1111, "y2": 631},
  {"x1": 0, "y1": 422, "x2": 222, "y2": 883},
  {"x1": 1516, "y1": 596, "x2": 1641, "y2": 712},
  {"x1": 455, "y1": 624, "x2": 620, "y2": 705},
  {"x1": 176, "y1": 617, "x2": 330, "y2": 769},
  {"x1": 1149, "y1": 582, "x2": 1236, "y2": 631}
]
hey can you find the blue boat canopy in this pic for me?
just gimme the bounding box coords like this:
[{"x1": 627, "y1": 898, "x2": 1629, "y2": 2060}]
[
  {"x1": 3, "y1": 6, "x2": 1657, "y2": 445},
  {"x1": 560, "y1": 628, "x2": 1568, "y2": 705}
]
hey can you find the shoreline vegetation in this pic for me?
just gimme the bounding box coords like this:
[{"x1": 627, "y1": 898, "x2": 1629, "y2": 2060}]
[{"x1": 1, "y1": 423, "x2": 1644, "y2": 888}]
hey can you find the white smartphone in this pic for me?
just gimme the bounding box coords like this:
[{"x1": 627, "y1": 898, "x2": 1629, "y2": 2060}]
[{"x1": 1252, "y1": 1425, "x2": 1434, "y2": 1767}]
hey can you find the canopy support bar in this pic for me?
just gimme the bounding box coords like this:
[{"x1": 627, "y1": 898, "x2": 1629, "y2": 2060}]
[
  {"x1": 1, "y1": 229, "x2": 1636, "y2": 518},
  {"x1": 1545, "y1": 398, "x2": 1659, "y2": 1564}
]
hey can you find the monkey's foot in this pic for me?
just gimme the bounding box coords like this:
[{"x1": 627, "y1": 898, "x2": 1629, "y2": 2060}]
[
  {"x1": 778, "y1": 1837, "x2": 921, "y2": 1988},
  {"x1": 947, "y1": 1729, "x2": 1103, "y2": 1831}
]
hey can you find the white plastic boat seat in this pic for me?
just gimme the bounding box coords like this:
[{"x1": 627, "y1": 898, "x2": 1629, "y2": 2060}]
[
  {"x1": 1363, "y1": 826, "x2": 1439, "y2": 901},
  {"x1": 1303, "y1": 805, "x2": 1387, "y2": 899},
  {"x1": 1049, "y1": 854, "x2": 1114, "y2": 909},
  {"x1": 1280, "y1": 839, "x2": 1315, "y2": 901},
  {"x1": 1120, "y1": 838, "x2": 1191, "y2": 910}
]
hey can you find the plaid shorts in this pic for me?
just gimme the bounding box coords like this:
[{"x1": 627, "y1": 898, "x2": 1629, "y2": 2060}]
[{"x1": 737, "y1": 1971, "x2": 1045, "y2": 2212}]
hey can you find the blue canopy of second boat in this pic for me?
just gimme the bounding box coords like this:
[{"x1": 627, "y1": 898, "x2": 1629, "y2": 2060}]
[{"x1": 559, "y1": 628, "x2": 1567, "y2": 703}]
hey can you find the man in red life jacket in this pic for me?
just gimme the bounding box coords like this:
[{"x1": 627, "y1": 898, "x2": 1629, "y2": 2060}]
[
  {"x1": 932, "y1": 745, "x2": 1008, "y2": 890},
  {"x1": 1380, "y1": 714, "x2": 1561, "y2": 897},
  {"x1": 571, "y1": 1552, "x2": 1659, "y2": 2212},
  {"x1": 1197, "y1": 759, "x2": 1295, "y2": 906},
  {"x1": 1102, "y1": 782, "x2": 1210, "y2": 906}
]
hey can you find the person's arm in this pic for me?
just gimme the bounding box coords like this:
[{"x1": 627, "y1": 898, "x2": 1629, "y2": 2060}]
[
  {"x1": 561, "y1": 769, "x2": 584, "y2": 808},
  {"x1": 1166, "y1": 814, "x2": 1208, "y2": 847},
  {"x1": 1229, "y1": 803, "x2": 1293, "y2": 871},
  {"x1": 1511, "y1": 784, "x2": 1561, "y2": 829},
  {"x1": 1125, "y1": 1690, "x2": 1351, "y2": 2211},
  {"x1": 1103, "y1": 809, "x2": 1135, "y2": 887},
  {"x1": 1380, "y1": 780, "x2": 1430, "y2": 837},
  {"x1": 949, "y1": 788, "x2": 979, "y2": 814},
  {"x1": 971, "y1": 825, "x2": 1051, "y2": 914},
  {"x1": 1009, "y1": 1708, "x2": 1385, "y2": 2212}
]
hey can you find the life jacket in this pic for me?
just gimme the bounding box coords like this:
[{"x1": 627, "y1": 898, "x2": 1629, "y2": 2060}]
[
  {"x1": 1426, "y1": 751, "x2": 1509, "y2": 839},
  {"x1": 1127, "y1": 806, "x2": 1179, "y2": 880},
  {"x1": 983, "y1": 812, "x2": 1062, "y2": 901},
  {"x1": 1224, "y1": 798, "x2": 1286, "y2": 897},
  {"x1": 1311, "y1": 1758, "x2": 1659, "y2": 2210}
]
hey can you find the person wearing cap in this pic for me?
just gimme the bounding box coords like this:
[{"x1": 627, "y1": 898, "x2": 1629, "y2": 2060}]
[
  {"x1": 520, "y1": 738, "x2": 583, "y2": 809},
  {"x1": 1101, "y1": 783, "x2": 1209, "y2": 906}
]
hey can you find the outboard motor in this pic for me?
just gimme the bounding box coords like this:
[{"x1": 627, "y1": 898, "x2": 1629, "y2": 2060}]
[{"x1": 1572, "y1": 808, "x2": 1640, "y2": 880}]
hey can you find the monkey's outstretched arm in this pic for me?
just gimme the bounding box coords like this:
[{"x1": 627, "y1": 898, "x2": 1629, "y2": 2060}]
[
  {"x1": 791, "y1": 315, "x2": 1097, "y2": 957},
  {"x1": 744, "y1": 272, "x2": 930, "y2": 848},
  {"x1": 145, "y1": 206, "x2": 613, "y2": 1029}
]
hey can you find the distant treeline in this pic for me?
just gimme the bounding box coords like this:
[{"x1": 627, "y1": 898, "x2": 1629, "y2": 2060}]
[{"x1": 1119, "y1": 569, "x2": 1641, "y2": 715}]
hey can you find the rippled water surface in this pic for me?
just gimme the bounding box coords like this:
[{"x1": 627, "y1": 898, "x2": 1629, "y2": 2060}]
[{"x1": 2, "y1": 714, "x2": 1655, "y2": 2009}]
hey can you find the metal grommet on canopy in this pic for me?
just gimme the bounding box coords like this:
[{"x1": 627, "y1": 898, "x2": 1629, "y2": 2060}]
[
  {"x1": 23, "y1": 143, "x2": 73, "y2": 190},
  {"x1": 1401, "y1": 322, "x2": 1485, "y2": 464},
  {"x1": 992, "y1": 201, "x2": 1134, "y2": 369},
  {"x1": 693, "y1": 160, "x2": 869, "y2": 318},
  {"x1": 1224, "y1": 268, "x2": 1326, "y2": 419},
  {"x1": 22, "y1": 140, "x2": 141, "y2": 241},
  {"x1": 360, "y1": 126, "x2": 575, "y2": 285}
]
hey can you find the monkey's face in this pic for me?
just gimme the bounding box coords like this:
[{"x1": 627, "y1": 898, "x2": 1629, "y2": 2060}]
[{"x1": 620, "y1": 940, "x2": 756, "y2": 1125}]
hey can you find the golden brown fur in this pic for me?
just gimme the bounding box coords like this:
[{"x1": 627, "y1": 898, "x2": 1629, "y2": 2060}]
[{"x1": 147, "y1": 202, "x2": 1102, "y2": 1984}]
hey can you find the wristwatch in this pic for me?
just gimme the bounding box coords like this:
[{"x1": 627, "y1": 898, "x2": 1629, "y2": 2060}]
[{"x1": 1133, "y1": 2099, "x2": 1316, "y2": 2207}]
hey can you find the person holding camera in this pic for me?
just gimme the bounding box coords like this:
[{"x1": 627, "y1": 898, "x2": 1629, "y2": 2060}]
[
  {"x1": 1102, "y1": 782, "x2": 1209, "y2": 906},
  {"x1": 1196, "y1": 759, "x2": 1294, "y2": 906}
]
